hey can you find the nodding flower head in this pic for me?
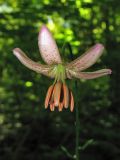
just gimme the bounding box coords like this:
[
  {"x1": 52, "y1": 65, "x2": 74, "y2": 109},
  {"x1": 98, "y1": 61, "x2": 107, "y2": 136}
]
[{"x1": 13, "y1": 25, "x2": 112, "y2": 112}]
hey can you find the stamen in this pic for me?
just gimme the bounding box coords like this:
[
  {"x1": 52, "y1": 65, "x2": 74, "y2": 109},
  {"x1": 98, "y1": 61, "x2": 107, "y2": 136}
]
[
  {"x1": 70, "y1": 91, "x2": 74, "y2": 112},
  {"x1": 44, "y1": 81, "x2": 74, "y2": 112},
  {"x1": 49, "y1": 87, "x2": 54, "y2": 104},
  {"x1": 59, "y1": 102, "x2": 63, "y2": 112},
  {"x1": 63, "y1": 83, "x2": 69, "y2": 108},
  {"x1": 54, "y1": 82, "x2": 62, "y2": 106},
  {"x1": 50, "y1": 103, "x2": 55, "y2": 111},
  {"x1": 45, "y1": 85, "x2": 54, "y2": 108}
]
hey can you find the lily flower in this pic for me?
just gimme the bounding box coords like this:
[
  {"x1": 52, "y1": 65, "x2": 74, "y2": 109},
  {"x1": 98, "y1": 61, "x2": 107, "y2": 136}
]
[{"x1": 13, "y1": 25, "x2": 112, "y2": 112}]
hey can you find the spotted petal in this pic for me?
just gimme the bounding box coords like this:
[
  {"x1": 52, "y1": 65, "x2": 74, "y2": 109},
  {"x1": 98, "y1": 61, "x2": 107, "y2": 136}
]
[
  {"x1": 71, "y1": 69, "x2": 112, "y2": 79},
  {"x1": 38, "y1": 25, "x2": 62, "y2": 64},
  {"x1": 67, "y1": 43, "x2": 104, "y2": 71},
  {"x1": 13, "y1": 48, "x2": 51, "y2": 77}
]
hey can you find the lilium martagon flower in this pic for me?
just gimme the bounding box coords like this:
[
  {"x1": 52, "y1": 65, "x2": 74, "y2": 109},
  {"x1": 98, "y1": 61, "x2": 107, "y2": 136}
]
[{"x1": 13, "y1": 25, "x2": 112, "y2": 112}]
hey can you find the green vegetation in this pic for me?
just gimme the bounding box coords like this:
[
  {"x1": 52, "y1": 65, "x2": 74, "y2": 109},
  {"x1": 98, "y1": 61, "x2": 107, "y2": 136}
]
[{"x1": 0, "y1": 0, "x2": 120, "y2": 160}]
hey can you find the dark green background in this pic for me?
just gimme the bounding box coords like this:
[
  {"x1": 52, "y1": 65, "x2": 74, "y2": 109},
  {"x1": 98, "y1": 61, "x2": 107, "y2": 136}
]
[{"x1": 0, "y1": 0, "x2": 120, "y2": 160}]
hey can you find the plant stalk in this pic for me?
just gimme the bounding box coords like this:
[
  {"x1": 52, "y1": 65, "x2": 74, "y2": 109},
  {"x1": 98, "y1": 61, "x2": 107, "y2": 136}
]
[
  {"x1": 63, "y1": 42, "x2": 80, "y2": 160},
  {"x1": 75, "y1": 100, "x2": 79, "y2": 160}
]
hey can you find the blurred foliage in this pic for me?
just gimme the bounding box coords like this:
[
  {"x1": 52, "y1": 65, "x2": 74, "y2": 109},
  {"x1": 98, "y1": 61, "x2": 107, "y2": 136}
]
[{"x1": 0, "y1": 0, "x2": 120, "y2": 160}]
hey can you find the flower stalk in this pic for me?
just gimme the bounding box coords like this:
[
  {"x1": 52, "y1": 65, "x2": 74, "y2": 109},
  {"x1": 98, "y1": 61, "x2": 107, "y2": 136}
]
[
  {"x1": 76, "y1": 101, "x2": 79, "y2": 160},
  {"x1": 67, "y1": 43, "x2": 80, "y2": 160}
]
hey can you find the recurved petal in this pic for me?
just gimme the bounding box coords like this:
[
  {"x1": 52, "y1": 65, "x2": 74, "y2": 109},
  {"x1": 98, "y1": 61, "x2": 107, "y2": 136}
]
[
  {"x1": 38, "y1": 25, "x2": 62, "y2": 64},
  {"x1": 72, "y1": 69, "x2": 112, "y2": 80},
  {"x1": 67, "y1": 43, "x2": 104, "y2": 71},
  {"x1": 13, "y1": 48, "x2": 51, "y2": 77},
  {"x1": 66, "y1": 69, "x2": 73, "y2": 79}
]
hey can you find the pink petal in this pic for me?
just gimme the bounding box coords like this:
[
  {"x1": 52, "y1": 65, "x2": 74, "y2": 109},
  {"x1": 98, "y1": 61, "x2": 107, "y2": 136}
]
[
  {"x1": 13, "y1": 48, "x2": 51, "y2": 77},
  {"x1": 38, "y1": 25, "x2": 62, "y2": 64},
  {"x1": 72, "y1": 69, "x2": 112, "y2": 79},
  {"x1": 67, "y1": 44, "x2": 104, "y2": 71}
]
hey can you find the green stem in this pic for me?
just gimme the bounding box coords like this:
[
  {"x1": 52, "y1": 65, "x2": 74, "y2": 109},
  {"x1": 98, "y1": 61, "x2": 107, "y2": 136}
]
[
  {"x1": 63, "y1": 42, "x2": 80, "y2": 159},
  {"x1": 75, "y1": 97, "x2": 79, "y2": 160}
]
